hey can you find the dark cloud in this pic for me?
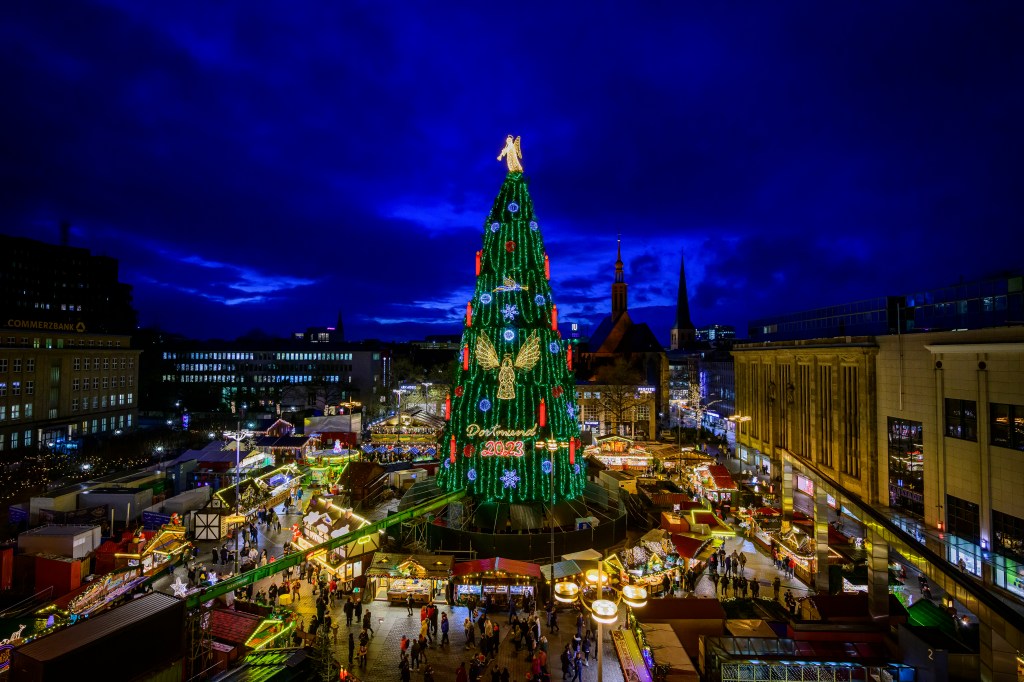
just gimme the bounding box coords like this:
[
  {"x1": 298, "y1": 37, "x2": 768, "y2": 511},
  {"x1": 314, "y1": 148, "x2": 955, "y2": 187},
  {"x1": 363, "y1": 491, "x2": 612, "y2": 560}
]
[{"x1": 1, "y1": 2, "x2": 1022, "y2": 341}]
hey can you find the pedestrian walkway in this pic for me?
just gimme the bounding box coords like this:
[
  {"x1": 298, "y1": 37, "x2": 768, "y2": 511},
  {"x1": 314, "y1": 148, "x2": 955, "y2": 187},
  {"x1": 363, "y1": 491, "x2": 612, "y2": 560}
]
[{"x1": 690, "y1": 535, "x2": 812, "y2": 603}]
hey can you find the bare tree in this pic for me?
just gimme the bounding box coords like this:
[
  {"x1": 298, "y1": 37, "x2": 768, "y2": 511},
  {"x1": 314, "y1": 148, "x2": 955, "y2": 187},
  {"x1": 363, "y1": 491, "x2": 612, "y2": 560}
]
[{"x1": 593, "y1": 358, "x2": 649, "y2": 437}]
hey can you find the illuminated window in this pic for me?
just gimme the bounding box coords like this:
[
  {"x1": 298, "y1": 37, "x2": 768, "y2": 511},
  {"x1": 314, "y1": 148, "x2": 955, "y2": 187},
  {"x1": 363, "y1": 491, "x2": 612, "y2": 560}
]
[
  {"x1": 944, "y1": 398, "x2": 977, "y2": 441},
  {"x1": 990, "y1": 402, "x2": 1024, "y2": 451}
]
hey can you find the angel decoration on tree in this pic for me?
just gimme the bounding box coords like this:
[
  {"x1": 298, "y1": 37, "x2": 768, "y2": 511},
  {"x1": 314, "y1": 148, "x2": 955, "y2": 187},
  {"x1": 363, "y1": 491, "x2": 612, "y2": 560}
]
[{"x1": 497, "y1": 135, "x2": 523, "y2": 172}]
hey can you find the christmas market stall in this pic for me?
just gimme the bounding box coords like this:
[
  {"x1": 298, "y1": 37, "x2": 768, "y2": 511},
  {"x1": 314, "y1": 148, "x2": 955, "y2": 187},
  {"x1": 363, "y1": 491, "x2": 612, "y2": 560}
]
[
  {"x1": 366, "y1": 408, "x2": 444, "y2": 464},
  {"x1": 210, "y1": 462, "x2": 302, "y2": 537},
  {"x1": 617, "y1": 529, "x2": 692, "y2": 596},
  {"x1": 304, "y1": 444, "x2": 359, "y2": 490},
  {"x1": 290, "y1": 495, "x2": 380, "y2": 589},
  {"x1": 689, "y1": 464, "x2": 739, "y2": 509},
  {"x1": 364, "y1": 552, "x2": 454, "y2": 605},
  {"x1": 584, "y1": 436, "x2": 656, "y2": 472},
  {"x1": 93, "y1": 520, "x2": 192, "y2": 576},
  {"x1": 451, "y1": 557, "x2": 542, "y2": 607}
]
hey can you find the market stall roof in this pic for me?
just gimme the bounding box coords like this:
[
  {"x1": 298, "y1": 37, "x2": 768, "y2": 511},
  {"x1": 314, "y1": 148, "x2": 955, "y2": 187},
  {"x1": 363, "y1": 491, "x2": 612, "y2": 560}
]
[
  {"x1": 706, "y1": 465, "x2": 737, "y2": 491},
  {"x1": 210, "y1": 608, "x2": 264, "y2": 646},
  {"x1": 726, "y1": 619, "x2": 777, "y2": 637},
  {"x1": 691, "y1": 511, "x2": 734, "y2": 534},
  {"x1": 563, "y1": 549, "x2": 603, "y2": 561},
  {"x1": 754, "y1": 507, "x2": 781, "y2": 516},
  {"x1": 540, "y1": 559, "x2": 599, "y2": 581},
  {"x1": 670, "y1": 534, "x2": 708, "y2": 560},
  {"x1": 365, "y1": 553, "x2": 454, "y2": 579},
  {"x1": 452, "y1": 557, "x2": 543, "y2": 579}
]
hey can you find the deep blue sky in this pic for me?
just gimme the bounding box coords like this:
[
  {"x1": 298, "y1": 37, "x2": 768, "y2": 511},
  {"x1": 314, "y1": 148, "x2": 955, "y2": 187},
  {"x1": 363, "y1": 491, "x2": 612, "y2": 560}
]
[{"x1": 2, "y1": 3, "x2": 1022, "y2": 343}]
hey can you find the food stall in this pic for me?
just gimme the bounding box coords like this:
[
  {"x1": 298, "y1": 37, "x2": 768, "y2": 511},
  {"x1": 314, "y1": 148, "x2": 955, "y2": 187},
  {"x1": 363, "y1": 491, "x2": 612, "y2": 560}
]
[
  {"x1": 364, "y1": 553, "x2": 454, "y2": 605},
  {"x1": 451, "y1": 557, "x2": 542, "y2": 607},
  {"x1": 584, "y1": 436, "x2": 656, "y2": 472},
  {"x1": 290, "y1": 495, "x2": 379, "y2": 587},
  {"x1": 689, "y1": 464, "x2": 739, "y2": 508},
  {"x1": 618, "y1": 529, "x2": 688, "y2": 596}
]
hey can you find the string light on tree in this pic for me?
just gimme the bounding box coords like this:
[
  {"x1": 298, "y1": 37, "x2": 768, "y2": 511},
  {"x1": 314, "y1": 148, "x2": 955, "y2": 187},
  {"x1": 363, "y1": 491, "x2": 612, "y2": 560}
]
[{"x1": 435, "y1": 135, "x2": 586, "y2": 503}]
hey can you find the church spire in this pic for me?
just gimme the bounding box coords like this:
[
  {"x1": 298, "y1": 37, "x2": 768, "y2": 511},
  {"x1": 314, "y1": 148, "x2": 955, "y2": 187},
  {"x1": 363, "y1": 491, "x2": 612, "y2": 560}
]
[
  {"x1": 612, "y1": 236, "x2": 627, "y2": 318},
  {"x1": 670, "y1": 247, "x2": 695, "y2": 350}
]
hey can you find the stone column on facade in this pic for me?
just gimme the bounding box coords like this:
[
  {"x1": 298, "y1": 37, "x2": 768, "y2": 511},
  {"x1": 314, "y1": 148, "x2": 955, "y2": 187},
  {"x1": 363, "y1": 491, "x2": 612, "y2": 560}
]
[
  {"x1": 814, "y1": 483, "x2": 831, "y2": 594},
  {"x1": 977, "y1": 355, "x2": 991, "y2": 550},
  {"x1": 866, "y1": 527, "x2": 889, "y2": 619},
  {"x1": 932, "y1": 357, "x2": 946, "y2": 530},
  {"x1": 780, "y1": 459, "x2": 794, "y2": 533}
]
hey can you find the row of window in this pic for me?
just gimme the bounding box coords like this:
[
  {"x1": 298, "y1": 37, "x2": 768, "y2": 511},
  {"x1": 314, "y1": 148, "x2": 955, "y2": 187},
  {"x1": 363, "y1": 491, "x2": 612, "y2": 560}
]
[
  {"x1": 71, "y1": 393, "x2": 133, "y2": 411},
  {"x1": 2, "y1": 336, "x2": 124, "y2": 348},
  {"x1": 0, "y1": 404, "x2": 32, "y2": 420},
  {"x1": 0, "y1": 358, "x2": 34, "y2": 373},
  {"x1": 0, "y1": 381, "x2": 33, "y2": 396},
  {"x1": 162, "y1": 351, "x2": 357, "y2": 361},
  {"x1": 73, "y1": 357, "x2": 134, "y2": 371},
  {"x1": 72, "y1": 376, "x2": 133, "y2": 391},
  {"x1": 946, "y1": 495, "x2": 1024, "y2": 561},
  {"x1": 171, "y1": 375, "x2": 345, "y2": 384},
  {"x1": 944, "y1": 399, "x2": 1024, "y2": 450},
  {"x1": 0, "y1": 429, "x2": 32, "y2": 450}
]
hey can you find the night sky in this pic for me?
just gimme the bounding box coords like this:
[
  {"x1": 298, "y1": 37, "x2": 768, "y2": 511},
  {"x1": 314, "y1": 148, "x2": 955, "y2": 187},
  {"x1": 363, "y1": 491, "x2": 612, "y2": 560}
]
[{"x1": 3, "y1": 3, "x2": 1022, "y2": 343}]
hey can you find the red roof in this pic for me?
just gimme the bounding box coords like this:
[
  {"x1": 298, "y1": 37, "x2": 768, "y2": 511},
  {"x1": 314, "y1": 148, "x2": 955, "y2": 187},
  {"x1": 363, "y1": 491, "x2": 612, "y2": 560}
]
[
  {"x1": 452, "y1": 557, "x2": 542, "y2": 579},
  {"x1": 670, "y1": 534, "x2": 707, "y2": 559},
  {"x1": 755, "y1": 507, "x2": 781, "y2": 516},
  {"x1": 706, "y1": 465, "x2": 736, "y2": 490},
  {"x1": 209, "y1": 608, "x2": 264, "y2": 646}
]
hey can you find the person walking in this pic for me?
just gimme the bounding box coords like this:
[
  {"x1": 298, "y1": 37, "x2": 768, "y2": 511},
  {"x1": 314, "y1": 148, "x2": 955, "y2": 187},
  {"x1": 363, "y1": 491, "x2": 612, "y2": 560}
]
[
  {"x1": 456, "y1": 662, "x2": 469, "y2": 682},
  {"x1": 407, "y1": 593, "x2": 415, "y2": 616},
  {"x1": 354, "y1": 599, "x2": 363, "y2": 623},
  {"x1": 347, "y1": 632, "x2": 355, "y2": 666},
  {"x1": 751, "y1": 578, "x2": 760, "y2": 600},
  {"x1": 363, "y1": 610, "x2": 374, "y2": 637},
  {"x1": 440, "y1": 612, "x2": 450, "y2": 648},
  {"x1": 773, "y1": 576, "x2": 782, "y2": 602},
  {"x1": 464, "y1": 615, "x2": 476, "y2": 649},
  {"x1": 344, "y1": 597, "x2": 354, "y2": 626}
]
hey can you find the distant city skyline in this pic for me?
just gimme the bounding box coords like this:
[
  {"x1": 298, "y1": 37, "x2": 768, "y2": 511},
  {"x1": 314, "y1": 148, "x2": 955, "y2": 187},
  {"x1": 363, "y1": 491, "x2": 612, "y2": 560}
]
[{"x1": 2, "y1": 4, "x2": 1021, "y2": 342}]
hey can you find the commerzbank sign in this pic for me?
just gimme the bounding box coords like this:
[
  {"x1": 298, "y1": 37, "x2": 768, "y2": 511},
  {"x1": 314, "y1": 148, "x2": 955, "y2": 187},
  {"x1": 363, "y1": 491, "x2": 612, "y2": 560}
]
[{"x1": 6, "y1": 319, "x2": 86, "y2": 333}]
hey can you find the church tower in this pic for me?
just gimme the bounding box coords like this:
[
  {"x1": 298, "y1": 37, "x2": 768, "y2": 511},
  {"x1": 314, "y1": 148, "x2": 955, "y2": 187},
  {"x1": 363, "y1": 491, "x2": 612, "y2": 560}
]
[
  {"x1": 670, "y1": 248, "x2": 696, "y2": 350},
  {"x1": 612, "y1": 238, "x2": 628, "y2": 320}
]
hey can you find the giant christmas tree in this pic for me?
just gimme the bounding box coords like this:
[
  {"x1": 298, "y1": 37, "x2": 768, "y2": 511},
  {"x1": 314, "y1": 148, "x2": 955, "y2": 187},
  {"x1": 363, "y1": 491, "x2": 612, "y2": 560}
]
[{"x1": 435, "y1": 136, "x2": 586, "y2": 504}]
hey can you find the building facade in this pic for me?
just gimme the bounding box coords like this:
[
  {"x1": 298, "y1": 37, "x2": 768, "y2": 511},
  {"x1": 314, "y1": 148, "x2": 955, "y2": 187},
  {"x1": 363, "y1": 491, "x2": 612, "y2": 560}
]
[
  {"x1": 0, "y1": 328, "x2": 140, "y2": 461},
  {"x1": 733, "y1": 326, "x2": 1024, "y2": 602}
]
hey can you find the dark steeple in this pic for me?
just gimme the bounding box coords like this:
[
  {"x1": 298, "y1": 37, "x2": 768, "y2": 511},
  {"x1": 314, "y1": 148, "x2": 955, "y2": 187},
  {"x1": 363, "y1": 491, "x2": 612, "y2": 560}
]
[
  {"x1": 670, "y1": 248, "x2": 696, "y2": 350},
  {"x1": 335, "y1": 309, "x2": 345, "y2": 341},
  {"x1": 612, "y1": 237, "x2": 628, "y2": 319}
]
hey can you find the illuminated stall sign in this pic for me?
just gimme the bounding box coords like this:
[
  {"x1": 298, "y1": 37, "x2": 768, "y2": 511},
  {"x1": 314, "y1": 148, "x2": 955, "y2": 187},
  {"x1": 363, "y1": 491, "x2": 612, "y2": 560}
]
[
  {"x1": 480, "y1": 440, "x2": 525, "y2": 457},
  {"x1": 796, "y1": 475, "x2": 814, "y2": 497}
]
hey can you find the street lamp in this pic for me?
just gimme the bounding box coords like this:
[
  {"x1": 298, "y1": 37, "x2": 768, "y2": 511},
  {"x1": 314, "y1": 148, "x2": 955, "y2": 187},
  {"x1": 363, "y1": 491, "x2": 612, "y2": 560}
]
[
  {"x1": 555, "y1": 560, "x2": 646, "y2": 682},
  {"x1": 421, "y1": 382, "x2": 433, "y2": 414},
  {"x1": 223, "y1": 423, "x2": 254, "y2": 575},
  {"x1": 544, "y1": 436, "x2": 559, "y2": 602}
]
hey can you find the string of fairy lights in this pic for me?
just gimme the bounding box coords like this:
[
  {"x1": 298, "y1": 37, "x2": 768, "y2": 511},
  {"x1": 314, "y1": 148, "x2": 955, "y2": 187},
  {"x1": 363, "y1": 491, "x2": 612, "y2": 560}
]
[{"x1": 435, "y1": 171, "x2": 586, "y2": 503}]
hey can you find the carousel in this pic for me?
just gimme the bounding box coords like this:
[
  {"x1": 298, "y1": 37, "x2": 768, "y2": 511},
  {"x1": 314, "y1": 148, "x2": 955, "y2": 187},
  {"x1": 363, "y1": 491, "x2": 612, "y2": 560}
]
[{"x1": 366, "y1": 408, "x2": 443, "y2": 464}]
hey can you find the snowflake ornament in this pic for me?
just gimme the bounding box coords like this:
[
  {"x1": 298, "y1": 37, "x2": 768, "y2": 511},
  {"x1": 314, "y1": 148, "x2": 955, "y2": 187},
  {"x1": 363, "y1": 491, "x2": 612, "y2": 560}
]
[
  {"x1": 467, "y1": 468, "x2": 477, "y2": 482},
  {"x1": 501, "y1": 469, "x2": 520, "y2": 489},
  {"x1": 530, "y1": 220, "x2": 538, "y2": 231},
  {"x1": 535, "y1": 294, "x2": 546, "y2": 306},
  {"x1": 480, "y1": 293, "x2": 493, "y2": 305},
  {"x1": 502, "y1": 304, "x2": 519, "y2": 321},
  {"x1": 573, "y1": 463, "x2": 581, "y2": 475},
  {"x1": 491, "y1": 222, "x2": 501, "y2": 232},
  {"x1": 443, "y1": 458, "x2": 451, "y2": 469},
  {"x1": 566, "y1": 404, "x2": 576, "y2": 419},
  {"x1": 503, "y1": 328, "x2": 516, "y2": 342},
  {"x1": 508, "y1": 201, "x2": 519, "y2": 213},
  {"x1": 479, "y1": 398, "x2": 491, "y2": 412},
  {"x1": 549, "y1": 342, "x2": 560, "y2": 354},
  {"x1": 541, "y1": 460, "x2": 553, "y2": 475}
]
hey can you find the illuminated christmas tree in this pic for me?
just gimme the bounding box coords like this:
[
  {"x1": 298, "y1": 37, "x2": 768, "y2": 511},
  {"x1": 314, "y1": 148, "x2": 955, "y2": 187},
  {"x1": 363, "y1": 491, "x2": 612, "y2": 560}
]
[{"x1": 435, "y1": 136, "x2": 585, "y2": 503}]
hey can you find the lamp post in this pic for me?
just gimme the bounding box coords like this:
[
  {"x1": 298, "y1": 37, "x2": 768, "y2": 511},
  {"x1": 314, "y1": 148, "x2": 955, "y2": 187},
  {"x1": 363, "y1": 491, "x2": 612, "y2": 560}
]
[
  {"x1": 223, "y1": 423, "x2": 254, "y2": 575},
  {"x1": 421, "y1": 382, "x2": 433, "y2": 414},
  {"x1": 546, "y1": 437, "x2": 559, "y2": 603}
]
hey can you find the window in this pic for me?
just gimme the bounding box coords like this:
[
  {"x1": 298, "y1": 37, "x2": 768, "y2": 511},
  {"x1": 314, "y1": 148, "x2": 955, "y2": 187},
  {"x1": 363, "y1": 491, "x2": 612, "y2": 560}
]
[
  {"x1": 72, "y1": 379, "x2": 80, "y2": 391},
  {"x1": 71, "y1": 398, "x2": 78, "y2": 412},
  {"x1": 888, "y1": 418, "x2": 924, "y2": 517},
  {"x1": 24, "y1": 430, "x2": 31, "y2": 447},
  {"x1": 74, "y1": 358, "x2": 80, "y2": 370},
  {"x1": 991, "y1": 402, "x2": 1024, "y2": 451},
  {"x1": 11, "y1": 432, "x2": 19, "y2": 449},
  {"x1": 25, "y1": 404, "x2": 32, "y2": 418},
  {"x1": 103, "y1": 358, "x2": 109, "y2": 370},
  {"x1": 12, "y1": 382, "x2": 20, "y2": 396},
  {"x1": 11, "y1": 405, "x2": 20, "y2": 420},
  {"x1": 0, "y1": 405, "x2": 5, "y2": 420},
  {"x1": 0, "y1": 434, "x2": 4, "y2": 451},
  {"x1": 636, "y1": 404, "x2": 650, "y2": 420},
  {"x1": 25, "y1": 381, "x2": 33, "y2": 395},
  {"x1": 102, "y1": 377, "x2": 108, "y2": 389},
  {"x1": 946, "y1": 494, "x2": 981, "y2": 544},
  {"x1": 26, "y1": 359, "x2": 34, "y2": 372},
  {"x1": 0, "y1": 382, "x2": 5, "y2": 397},
  {"x1": 993, "y1": 510, "x2": 1024, "y2": 561},
  {"x1": 0, "y1": 359, "x2": 6, "y2": 372},
  {"x1": 92, "y1": 396, "x2": 98, "y2": 409},
  {"x1": 13, "y1": 359, "x2": 21, "y2": 372},
  {"x1": 945, "y1": 398, "x2": 977, "y2": 441}
]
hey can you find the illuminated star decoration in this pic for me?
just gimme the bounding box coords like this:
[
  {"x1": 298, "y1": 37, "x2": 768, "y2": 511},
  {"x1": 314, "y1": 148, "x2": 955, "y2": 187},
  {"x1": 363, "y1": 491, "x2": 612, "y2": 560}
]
[
  {"x1": 502, "y1": 304, "x2": 519, "y2": 321},
  {"x1": 207, "y1": 571, "x2": 218, "y2": 585},
  {"x1": 501, "y1": 469, "x2": 520, "y2": 489},
  {"x1": 171, "y1": 576, "x2": 190, "y2": 598}
]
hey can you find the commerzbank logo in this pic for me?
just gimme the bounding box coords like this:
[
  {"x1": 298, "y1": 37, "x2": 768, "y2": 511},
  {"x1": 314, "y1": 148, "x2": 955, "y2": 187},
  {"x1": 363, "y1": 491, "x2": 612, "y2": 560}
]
[{"x1": 5, "y1": 319, "x2": 87, "y2": 333}]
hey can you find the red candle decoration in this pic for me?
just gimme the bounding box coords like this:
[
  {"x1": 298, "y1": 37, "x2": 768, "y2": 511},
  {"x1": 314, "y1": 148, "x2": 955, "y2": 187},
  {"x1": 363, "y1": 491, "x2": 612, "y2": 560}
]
[
  {"x1": 445, "y1": 394, "x2": 451, "y2": 421},
  {"x1": 462, "y1": 344, "x2": 470, "y2": 371},
  {"x1": 569, "y1": 438, "x2": 576, "y2": 465},
  {"x1": 544, "y1": 254, "x2": 550, "y2": 280},
  {"x1": 449, "y1": 435, "x2": 456, "y2": 459},
  {"x1": 551, "y1": 304, "x2": 558, "y2": 331},
  {"x1": 466, "y1": 302, "x2": 473, "y2": 327},
  {"x1": 475, "y1": 250, "x2": 482, "y2": 276},
  {"x1": 539, "y1": 398, "x2": 547, "y2": 427},
  {"x1": 567, "y1": 343, "x2": 573, "y2": 370}
]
